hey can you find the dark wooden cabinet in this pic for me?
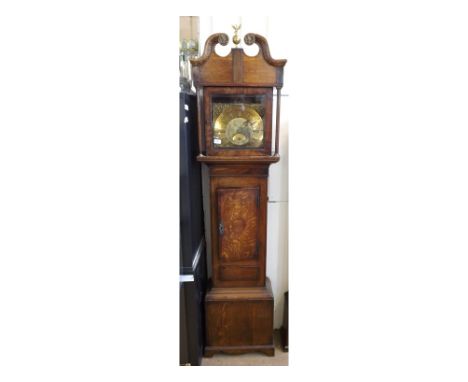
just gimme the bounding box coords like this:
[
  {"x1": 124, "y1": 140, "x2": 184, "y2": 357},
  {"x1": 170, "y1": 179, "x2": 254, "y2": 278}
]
[{"x1": 191, "y1": 32, "x2": 286, "y2": 357}]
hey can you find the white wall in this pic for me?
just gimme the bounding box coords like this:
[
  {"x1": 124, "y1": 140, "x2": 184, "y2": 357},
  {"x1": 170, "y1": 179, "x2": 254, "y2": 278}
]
[{"x1": 199, "y1": 16, "x2": 289, "y2": 328}]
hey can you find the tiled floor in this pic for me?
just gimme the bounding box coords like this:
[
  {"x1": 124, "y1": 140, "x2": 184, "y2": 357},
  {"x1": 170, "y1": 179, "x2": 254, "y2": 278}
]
[{"x1": 201, "y1": 330, "x2": 288, "y2": 366}]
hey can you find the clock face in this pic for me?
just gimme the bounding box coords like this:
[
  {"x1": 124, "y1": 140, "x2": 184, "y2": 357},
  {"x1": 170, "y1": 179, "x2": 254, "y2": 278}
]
[{"x1": 212, "y1": 95, "x2": 265, "y2": 149}]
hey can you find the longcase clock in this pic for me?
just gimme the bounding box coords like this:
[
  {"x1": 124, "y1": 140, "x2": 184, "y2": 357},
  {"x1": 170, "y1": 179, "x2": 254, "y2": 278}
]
[{"x1": 191, "y1": 31, "x2": 286, "y2": 357}]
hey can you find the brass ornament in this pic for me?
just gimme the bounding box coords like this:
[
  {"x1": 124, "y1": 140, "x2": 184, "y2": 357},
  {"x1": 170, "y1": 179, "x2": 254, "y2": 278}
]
[
  {"x1": 213, "y1": 105, "x2": 264, "y2": 147},
  {"x1": 232, "y1": 24, "x2": 241, "y2": 46}
]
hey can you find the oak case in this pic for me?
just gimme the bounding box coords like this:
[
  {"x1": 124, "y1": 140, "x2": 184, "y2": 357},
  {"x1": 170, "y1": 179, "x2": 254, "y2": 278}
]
[{"x1": 191, "y1": 32, "x2": 286, "y2": 357}]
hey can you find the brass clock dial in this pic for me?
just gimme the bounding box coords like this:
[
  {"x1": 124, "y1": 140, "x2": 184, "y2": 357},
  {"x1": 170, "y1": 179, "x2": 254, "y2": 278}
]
[{"x1": 213, "y1": 104, "x2": 264, "y2": 148}]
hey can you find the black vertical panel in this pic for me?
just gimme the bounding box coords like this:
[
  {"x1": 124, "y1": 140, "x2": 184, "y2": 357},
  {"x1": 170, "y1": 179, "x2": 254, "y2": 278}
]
[
  {"x1": 179, "y1": 91, "x2": 207, "y2": 366},
  {"x1": 179, "y1": 92, "x2": 204, "y2": 273},
  {"x1": 179, "y1": 281, "x2": 189, "y2": 364}
]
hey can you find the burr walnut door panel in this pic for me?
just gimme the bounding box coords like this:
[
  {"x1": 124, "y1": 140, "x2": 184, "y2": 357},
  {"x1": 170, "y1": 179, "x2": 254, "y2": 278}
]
[
  {"x1": 211, "y1": 176, "x2": 268, "y2": 287},
  {"x1": 217, "y1": 187, "x2": 259, "y2": 261}
]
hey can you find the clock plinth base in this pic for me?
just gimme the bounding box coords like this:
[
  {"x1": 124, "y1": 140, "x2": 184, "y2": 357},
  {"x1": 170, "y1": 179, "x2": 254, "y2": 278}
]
[
  {"x1": 204, "y1": 278, "x2": 275, "y2": 357},
  {"x1": 204, "y1": 344, "x2": 275, "y2": 357}
]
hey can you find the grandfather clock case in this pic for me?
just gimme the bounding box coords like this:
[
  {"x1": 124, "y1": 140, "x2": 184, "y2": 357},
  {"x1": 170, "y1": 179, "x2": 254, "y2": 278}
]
[{"x1": 191, "y1": 32, "x2": 286, "y2": 357}]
